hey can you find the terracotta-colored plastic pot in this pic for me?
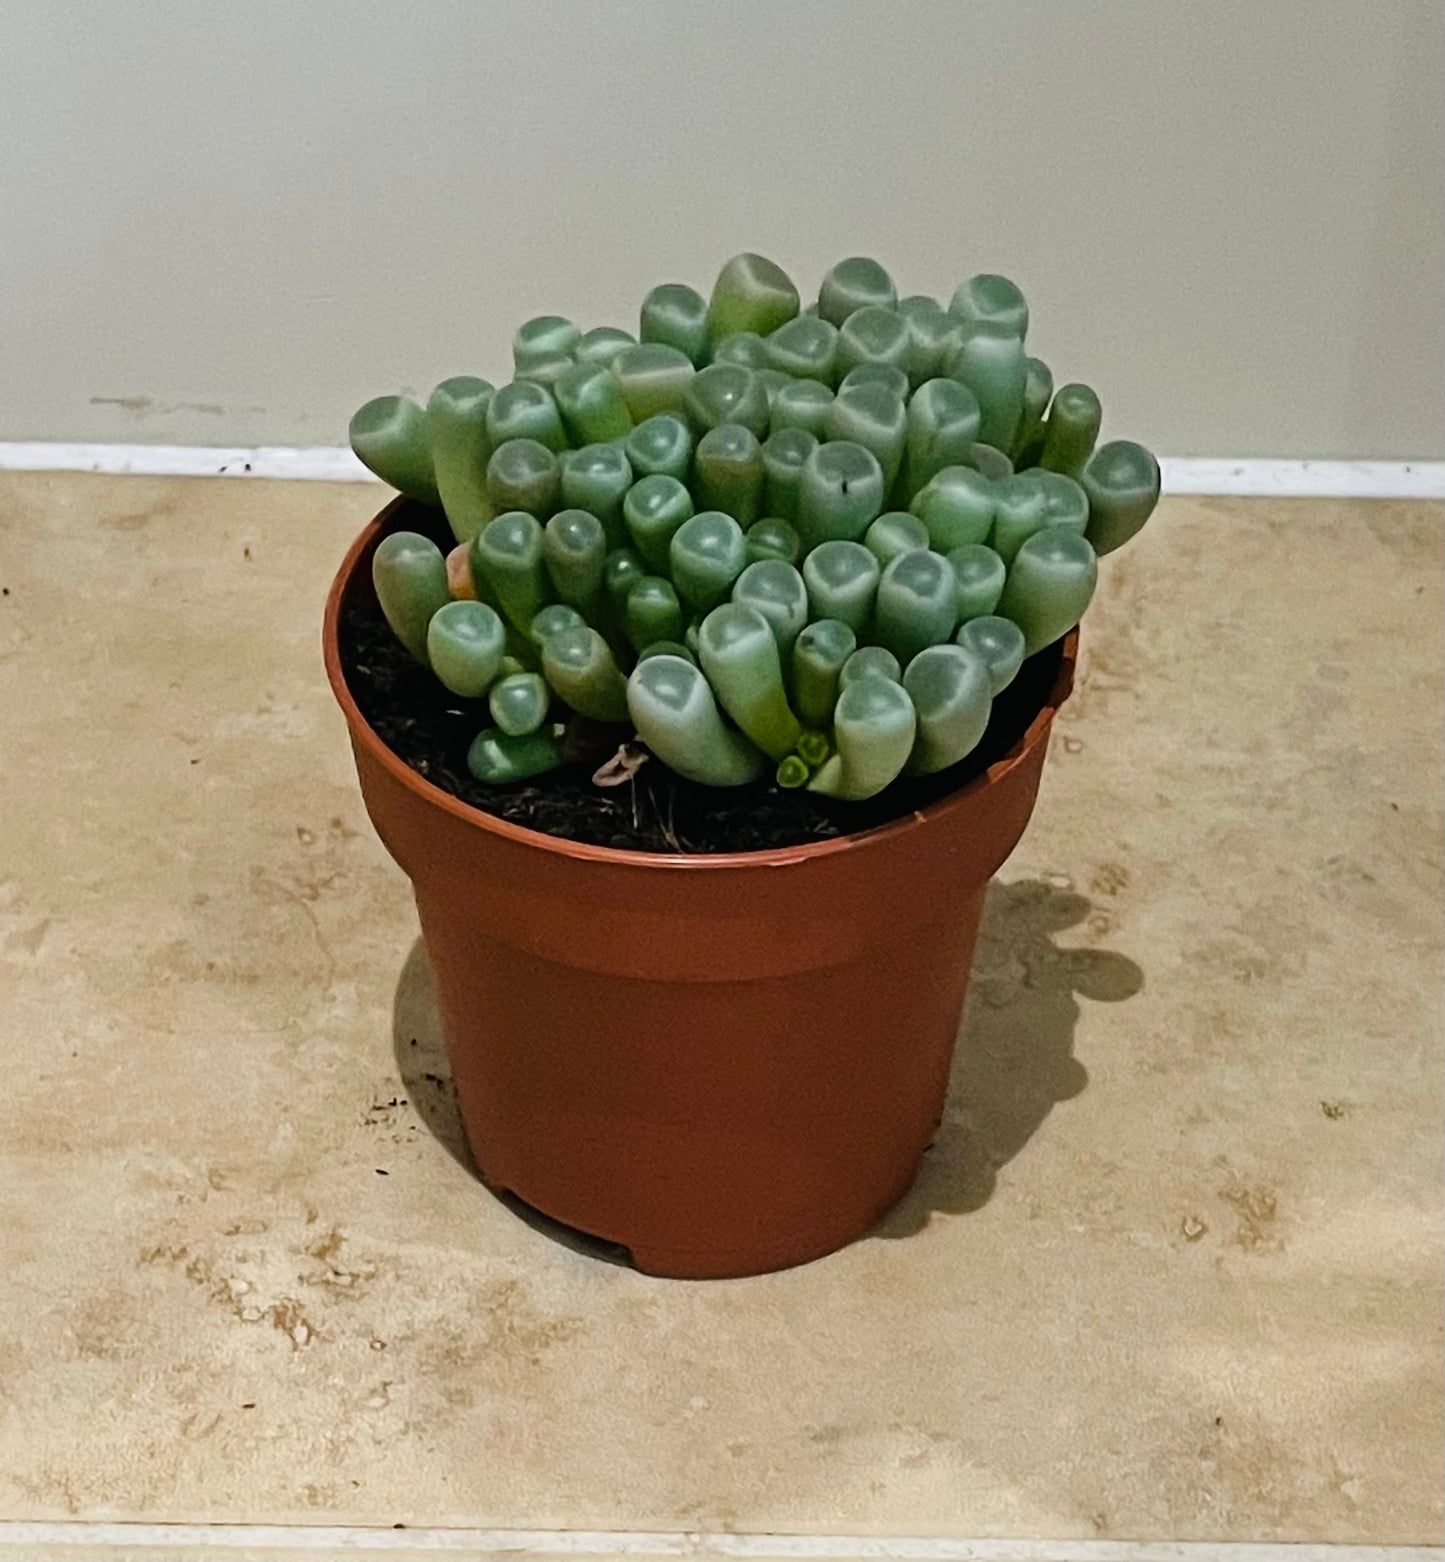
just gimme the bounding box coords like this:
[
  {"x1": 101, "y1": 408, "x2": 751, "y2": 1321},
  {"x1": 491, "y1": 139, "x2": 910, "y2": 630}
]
[{"x1": 325, "y1": 499, "x2": 1076, "y2": 1279}]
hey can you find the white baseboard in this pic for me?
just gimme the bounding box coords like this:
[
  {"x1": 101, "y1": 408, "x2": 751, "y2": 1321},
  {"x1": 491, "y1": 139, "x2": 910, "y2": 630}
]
[
  {"x1": 0, "y1": 442, "x2": 371, "y2": 483},
  {"x1": 0, "y1": 1522, "x2": 1439, "y2": 1561},
  {"x1": 1157, "y1": 458, "x2": 1445, "y2": 498},
  {"x1": 0, "y1": 443, "x2": 1442, "y2": 499}
]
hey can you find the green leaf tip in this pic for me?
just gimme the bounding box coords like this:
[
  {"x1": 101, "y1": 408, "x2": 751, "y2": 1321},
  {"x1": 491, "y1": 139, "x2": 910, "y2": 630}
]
[
  {"x1": 350, "y1": 396, "x2": 440, "y2": 506},
  {"x1": 776, "y1": 755, "x2": 811, "y2": 789},
  {"x1": 467, "y1": 725, "x2": 564, "y2": 785},
  {"x1": 627, "y1": 654, "x2": 766, "y2": 787}
]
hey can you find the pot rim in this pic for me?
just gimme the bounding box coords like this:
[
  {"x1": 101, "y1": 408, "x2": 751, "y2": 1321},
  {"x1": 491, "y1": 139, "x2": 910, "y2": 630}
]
[{"x1": 323, "y1": 496, "x2": 1077, "y2": 872}]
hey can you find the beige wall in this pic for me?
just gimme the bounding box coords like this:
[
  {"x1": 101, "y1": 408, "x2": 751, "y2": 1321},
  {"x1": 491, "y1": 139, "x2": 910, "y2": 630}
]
[{"x1": 2, "y1": 0, "x2": 1441, "y2": 458}]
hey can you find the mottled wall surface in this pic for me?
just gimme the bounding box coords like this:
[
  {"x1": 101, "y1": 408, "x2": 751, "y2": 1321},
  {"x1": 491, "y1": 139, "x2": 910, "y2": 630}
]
[{"x1": 0, "y1": 0, "x2": 1441, "y2": 458}]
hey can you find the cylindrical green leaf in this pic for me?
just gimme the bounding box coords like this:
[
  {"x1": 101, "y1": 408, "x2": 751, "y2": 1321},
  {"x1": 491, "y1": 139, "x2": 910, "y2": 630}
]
[
  {"x1": 903, "y1": 642, "x2": 993, "y2": 774},
  {"x1": 764, "y1": 315, "x2": 839, "y2": 384},
  {"x1": 996, "y1": 528, "x2": 1098, "y2": 655},
  {"x1": 755, "y1": 367, "x2": 792, "y2": 407},
  {"x1": 485, "y1": 380, "x2": 567, "y2": 454},
  {"x1": 839, "y1": 362, "x2": 910, "y2": 401},
  {"x1": 623, "y1": 473, "x2": 694, "y2": 572},
  {"x1": 795, "y1": 440, "x2": 886, "y2": 549},
  {"x1": 839, "y1": 645, "x2": 902, "y2": 688},
  {"x1": 947, "y1": 543, "x2": 1007, "y2": 622},
  {"x1": 835, "y1": 306, "x2": 910, "y2": 379},
  {"x1": 513, "y1": 315, "x2": 579, "y2": 371},
  {"x1": 489, "y1": 671, "x2": 550, "y2": 736},
  {"x1": 514, "y1": 352, "x2": 575, "y2": 392},
  {"x1": 574, "y1": 326, "x2": 637, "y2": 367},
  {"x1": 1081, "y1": 440, "x2": 1161, "y2": 556},
  {"x1": 559, "y1": 443, "x2": 632, "y2": 548},
  {"x1": 992, "y1": 469, "x2": 1088, "y2": 561},
  {"x1": 1013, "y1": 357, "x2": 1054, "y2": 465},
  {"x1": 760, "y1": 427, "x2": 817, "y2": 522},
  {"x1": 790, "y1": 617, "x2": 857, "y2": 730},
  {"x1": 627, "y1": 654, "x2": 765, "y2": 786},
  {"x1": 896, "y1": 296, "x2": 961, "y2": 389},
  {"x1": 824, "y1": 383, "x2": 907, "y2": 492},
  {"x1": 426, "y1": 377, "x2": 494, "y2": 542},
  {"x1": 543, "y1": 508, "x2": 606, "y2": 613},
  {"x1": 909, "y1": 465, "x2": 995, "y2": 551},
  {"x1": 609, "y1": 343, "x2": 696, "y2": 421},
  {"x1": 640, "y1": 283, "x2": 709, "y2": 366},
  {"x1": 731, "y1": 559, "x2": 809, "y2": 651},
  {"x1": 1038, "y1": 383, "x2": 1103, "y2": 479},
  {"x1": 694, "y1": 423, "x2": 764, "y2": 525},
  {"x1": 624, "y1": 413, "x2": 693, "y2": 483},
  {"x1": 625, "y1": 575, "x2": 684, "y2": 652},
  {"x1": 711, "y1": 331, "x2": 769, "y2": 368},
  {"x1": 807, "y1": 676, "x2": 917, "y2": 800},
  {"x1": 902, "y1": 378, "x2": 983, "y2": 501},
  {"x1": 707, "y1": 253, "x2": 799, "y2": 343},
  {"x1": 424, "y1": 599, "x2": 506, "y2": 696},
  {"x1": 769, "y1": 379, "x2": 834, "y2": 438},
  {"x1": 947, "y1": 323, "x2": 1027, "y2": 453},
  {"x1": 530, "y1": 602, "x2": 586, "y2": 648},
  {"x1": 956, "y1": 613, "x2": 1027, "y2": 694},
  {"x1": 801, "y1": 538, "x2": 881, "y2": 631},
  {"x1": 990, "y1": 471, "x2": 1051, "y2": 564},
  {"x1": 683, "y1": 364, "x2": 769, "y2": 438},
  {"x1": 472, "y1": 511, "x2": 551, "y2": 636},
  {"x1": 865, "y1": 511, "x2": 929, "y2": 565},
  {"x1": 485, "y1": 438, "x2": 560, "y2": 521},
  {"x1": 593, "y1": 551, "x2": 641, "y2": 654},
  {"x1": 796, "y1": 730, "x2": 831, "y2": 768},
  {"x1": 350, "y1": 396, "x2": 439, "y2": 505},
  {"x1": 467, "y1": 725, "x2": 563, "y2": 784},
  {"x1": 697, "y1": 602, "x2": 802, "y2": 760},
  {"x1": 457, "y1": 538, "x2": 497, "y2": 607},
  {"x1": 1035, "y1": 469, "x2": 1090, "y2": 534},
  {"x1": 372, "y1": 530, "x2": 450, "y2": 662},
  {"x1": 541, "y1": 624, "x2": 630, "y2": 723},
  {"x1": 948, "y1": 274, "x2": 1029, "y2": 338},
  {"x1": 603, "y1": 547, "x2": 646, "y2": 610},
  {"x1": 670, "y1": 510, "x2": 748, "y2": 613},
  {"x1": 966, "y1": 442, "x2": 1015, "y2": 482},
  {"x1": 817, "y1": 256, "x2": 897, "y2": 327},
  {"x1": 874, "y1": 548, "x2": 958, "y2": 664},
  {"x1": 554, "y1": 361, "x2": 633, "y2": 445},
  {"x1": 777, "y1": 755, "x2": 811, "y2": 789},
  {"x1": 745, "y1": 516, "x2": 802, "y2": 565}
]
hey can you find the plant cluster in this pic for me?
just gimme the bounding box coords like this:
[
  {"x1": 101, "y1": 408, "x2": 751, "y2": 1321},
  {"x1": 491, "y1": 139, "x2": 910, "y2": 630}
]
[{"x1": 351, "y1": 253, "x2": 1159, "y2": 800}]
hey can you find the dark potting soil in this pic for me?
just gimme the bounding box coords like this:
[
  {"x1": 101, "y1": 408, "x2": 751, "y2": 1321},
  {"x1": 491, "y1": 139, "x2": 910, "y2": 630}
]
[{"x1": 338, "y1": 513, "x2": 1065, "y2": 855}]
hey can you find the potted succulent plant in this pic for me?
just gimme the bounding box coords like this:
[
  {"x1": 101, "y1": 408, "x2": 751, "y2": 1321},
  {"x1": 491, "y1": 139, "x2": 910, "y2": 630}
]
[{"x1": 325, "y1": 253, "x2": 1160, "y2": 1278}]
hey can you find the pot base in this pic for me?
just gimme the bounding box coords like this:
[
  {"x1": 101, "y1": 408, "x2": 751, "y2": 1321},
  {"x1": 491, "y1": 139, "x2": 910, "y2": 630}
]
[{"x1": 479, "y1": 1159, "x2": 924, "y2": 1280}]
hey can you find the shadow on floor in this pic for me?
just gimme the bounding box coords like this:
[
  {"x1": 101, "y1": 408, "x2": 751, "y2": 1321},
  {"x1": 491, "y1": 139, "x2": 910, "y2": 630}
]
[
  {"x1": 392, "y1": 876, "x2": 1143, "y2": 1258},
  {"x1": 873, "y1": 877, "x2": 1144, "y2": 1238},
  {"x1": 393, "y1": 936, "x2": 471, "y2": 1172},
  {"x1": 392, "y1": 939, "x2": 635, "y2": 1266}
]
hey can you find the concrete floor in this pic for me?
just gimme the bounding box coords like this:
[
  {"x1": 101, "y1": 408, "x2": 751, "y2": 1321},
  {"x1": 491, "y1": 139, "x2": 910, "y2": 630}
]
[{"x1": 0, "y1": 473, "x2": 1440, "y2": 1545}]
